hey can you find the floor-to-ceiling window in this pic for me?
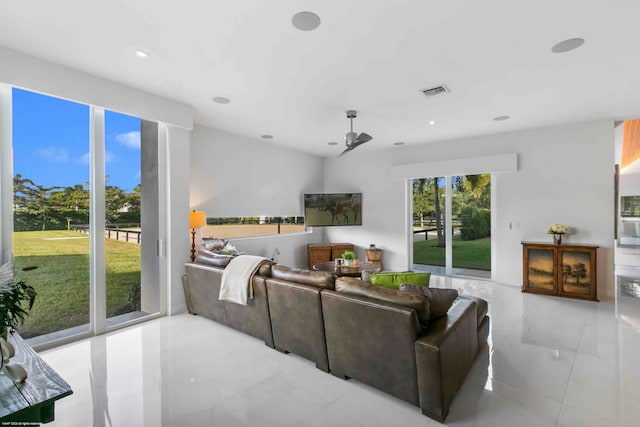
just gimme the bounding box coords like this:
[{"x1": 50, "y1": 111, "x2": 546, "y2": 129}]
[
  {"x1": 10, "y1": 88, "x2": 160, "y2": 346},
  {"x1": 413, "y1": 174, "x2": 492, "y2": 278}
]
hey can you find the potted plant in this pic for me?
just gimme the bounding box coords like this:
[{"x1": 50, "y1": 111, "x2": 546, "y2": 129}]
[
  {"x1": 341, "y1": 250, "x2": 358, "y2": 267},
  {"x1": 1, "y1": 274, "x2": 37, "y2": 342}
]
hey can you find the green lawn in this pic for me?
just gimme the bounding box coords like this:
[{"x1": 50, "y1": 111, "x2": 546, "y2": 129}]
[
  {"x1": 414, "y1": 237, "x2": 491, "y2": 271},
  {"x1": 12, "y1": 230, "x2": 141, "y2": 338}
]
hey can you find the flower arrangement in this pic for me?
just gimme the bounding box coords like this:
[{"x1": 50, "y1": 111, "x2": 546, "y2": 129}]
[{"x1": 546, "y1": 223, "x2": 569, "y2": 235}]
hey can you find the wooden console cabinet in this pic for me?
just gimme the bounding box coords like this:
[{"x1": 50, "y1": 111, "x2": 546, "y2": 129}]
[
  {"x1": 522, "y1": 242, "x2": 598, "y2": 301},
  {"x1": 307, "y1": 243, "x2": 354, "y2": 269}
]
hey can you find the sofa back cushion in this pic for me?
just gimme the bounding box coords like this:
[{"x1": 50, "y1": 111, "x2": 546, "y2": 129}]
[
  {"x1": 271, "y1": 264, "x2": 335, "y2": 290},
  {"x1": 399, "y1": 284, "x2": 458, "y2": 320},
  {"x1": 336, "y1": 277, "x2": 430, "y2": 328},
  {"x1": 369, "y1": 271, "x2": 431, "y2": 289}
]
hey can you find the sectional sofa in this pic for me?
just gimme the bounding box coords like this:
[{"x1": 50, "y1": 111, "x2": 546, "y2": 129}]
[{"x1": 182, "y1": 253, "x2": 489, "y2": 422}]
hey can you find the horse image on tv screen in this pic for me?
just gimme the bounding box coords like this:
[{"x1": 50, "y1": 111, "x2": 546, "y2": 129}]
[{"x1": 304, "y1": 193, "x2": 362, "y2": 227}]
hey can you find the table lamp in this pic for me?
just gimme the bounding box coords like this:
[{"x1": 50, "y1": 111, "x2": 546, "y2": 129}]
[{"x1": 189, "y1": 210, "x2": 207, "y2": 262}]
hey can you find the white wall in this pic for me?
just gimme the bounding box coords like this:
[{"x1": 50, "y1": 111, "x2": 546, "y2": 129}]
[
  {"x1": 0, "y1": 46, "x2": 194, "y2": 128},
  {"x1": 324, "y1": 120, "x2": 616, "y2": 300},
  {"x1": 189, "y1": 126, "x2": 325, "y2": 267}
]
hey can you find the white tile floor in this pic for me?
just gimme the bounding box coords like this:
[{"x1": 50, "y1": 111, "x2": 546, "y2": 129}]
[{"x1": 39, "y1": 274, "x2": 640, "y2": 427}]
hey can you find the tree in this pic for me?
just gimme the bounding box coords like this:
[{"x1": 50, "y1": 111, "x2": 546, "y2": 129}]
[
  {"x1": 433, "y1": 178, "x2": 445, "y2": 248},
  {"x1": 412, "y1": 179, "x2": 431, "y2": 227},
  {"x1": 13, "y1": 174, "x2": 64, "y2": 231},
  {"x1": 463, "y1": 174, "x2": 491, "y2": 207},
  {"x1": 572, "y1": 263, "x2": 587, "y2": 285},
  {"x1": 562, "y1": 264, "x2": 572, "y2": 285},
  {"x1": 105, "y1": 186, "x2": 128, "y2": 223}
]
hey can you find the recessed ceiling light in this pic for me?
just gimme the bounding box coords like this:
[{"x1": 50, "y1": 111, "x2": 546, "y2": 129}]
[
  {"x1": 261, "y1": 135, "x2": 274, "y2": 139},
  {"x1": 135, "y1": 49, "x2": 150, "y2": 58},
  {"x1": 292, "y1": 11, "x2": 321, "y2": 31},
  {"x1": 493, "y1": 115, "x2": 510, "y2": 121},
  {"x1": 212, "y1": 96, "x2": 231, "y2": 104},
  {"x1": 393, "y1": 142, "x2": 405, "y2": 146},
  {"x1": 551, "y1": 38, "x2": 585, "y2": 54},
  {"x1": 428, "y1": 120, "x2": 436, "y2": 125},
  {"x1": 328, "y1": 142, "x2": 338, "y2": 146}
]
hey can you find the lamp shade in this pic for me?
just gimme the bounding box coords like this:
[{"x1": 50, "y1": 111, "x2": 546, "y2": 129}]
[{"x1": 189, "y1": 211, "x2": 207, "y2": 229}]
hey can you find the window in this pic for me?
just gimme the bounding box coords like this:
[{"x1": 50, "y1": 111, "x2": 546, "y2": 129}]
[{"x1": 204, "y1": 216, "x2": 305, "y2": 239}]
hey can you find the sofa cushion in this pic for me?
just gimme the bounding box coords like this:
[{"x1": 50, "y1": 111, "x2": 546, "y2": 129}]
[
  {"x1": 271, "y1": 264, "x2": 335, "y2": 290},
  {"x1": 399, "y1": 284, "x2": 458, "y2": 320},
  {"x1": 336, "y1": 277, "x2": 430, "y2": 328},
  {"x1": 457, "y1": 294, "x2": 488, "y2": 326},
  {"x1": 195, "y1": 250, "x2": 234, "y2": 267},
  {"x1": 370, "y1": 271, "x2": 431, "y2": 289}
]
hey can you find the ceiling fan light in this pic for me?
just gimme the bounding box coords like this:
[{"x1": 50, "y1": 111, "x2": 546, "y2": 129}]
[{"x1": 345, "y1": 131, "x2": 357, "y2": 145}]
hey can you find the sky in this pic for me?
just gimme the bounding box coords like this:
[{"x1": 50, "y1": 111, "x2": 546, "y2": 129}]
[{"x1": 12, "y1": 88, "x2": 141, "y2": 192}]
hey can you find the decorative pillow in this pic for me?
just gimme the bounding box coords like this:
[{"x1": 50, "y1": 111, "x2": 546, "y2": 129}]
[
  {"x1": 370, "y1": 271, "x2": 430, "y2": 290},
  {"x1": 195, "y1": 250, "x2": 233, "y2": 268},
  {"x1": 336, "y1": 277, "x2": 430, "y2": 328},
  {"x1": 271, "y1": 264, "x2": 335, "y2": 290},
  {"x1": 399, "y1": 284, "x2": 458, "y2": 320},
  {"x1": 361, "y1": 269, "x2": 391, "y2": 283},
  {"x1": 257, "y1": 260, "x2": 275, "y2": 277}
]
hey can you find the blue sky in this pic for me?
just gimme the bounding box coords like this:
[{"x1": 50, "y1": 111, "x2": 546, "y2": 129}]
[{"x1": 12, "y1": 88, "x2": 141, "y2": 192}]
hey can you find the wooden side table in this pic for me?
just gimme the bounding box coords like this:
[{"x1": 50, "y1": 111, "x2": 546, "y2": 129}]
[{"x1": 0, "y1": 333, "x2": 73, "y2": 424}]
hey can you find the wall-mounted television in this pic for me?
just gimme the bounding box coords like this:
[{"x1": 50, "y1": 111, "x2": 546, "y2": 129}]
[
  {"x1": 621, "y1": 195, "x2": 640, "y2": 218},
  {"x1": 304, "y1": 193, "x2": 362, "y2": 226}
]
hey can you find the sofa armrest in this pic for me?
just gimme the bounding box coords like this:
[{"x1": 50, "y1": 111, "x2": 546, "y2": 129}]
[
  {"x1": 322, "y1": 290, "x2": 422, "y2": 405},
  {"x1": 414, "y1": 298, "x2": 477, "y2": 422}
]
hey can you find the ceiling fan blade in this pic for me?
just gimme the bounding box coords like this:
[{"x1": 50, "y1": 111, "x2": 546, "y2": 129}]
[
  {"x1": 337, "y1": 146, "x2": 353, "y2": 157},
  {"x1": 354, "y1": 132, "x2": 372, "y2": 144}
]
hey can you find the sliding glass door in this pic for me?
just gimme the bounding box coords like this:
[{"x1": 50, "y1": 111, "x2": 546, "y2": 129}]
[
  {"x1": 12, "y1": 88, "x2": 92, "y2": 341},
  {"x1": 413, "y1": 174, "x2": 492, "y2": 278},
  {"x1": 10, "y1": 88, "x2": 160, "y2": 345}
]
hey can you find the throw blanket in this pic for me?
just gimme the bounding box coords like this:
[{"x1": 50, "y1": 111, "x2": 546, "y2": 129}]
[{"x1": 219, "y1": 255, "x2": 267, "y2": 306}]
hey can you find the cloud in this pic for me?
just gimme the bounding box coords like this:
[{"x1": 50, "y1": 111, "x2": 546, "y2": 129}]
[
  {"x1": 37, "y1": 147, "x2": 69, "y2": 163},
  {"x1": 79, "y1": 152, "x2": 90, "y2": 165},
  {"x1": 115, "y1": 131, "x2": 141, "y2": 150},
  {"x1": 79, "y1": 151, "x2": 115, "y2": 165}
]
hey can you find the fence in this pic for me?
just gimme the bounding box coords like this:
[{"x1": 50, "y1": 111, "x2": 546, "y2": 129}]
[{"x1": 70, "y1": 224, "x2": 141, "y2": 244}]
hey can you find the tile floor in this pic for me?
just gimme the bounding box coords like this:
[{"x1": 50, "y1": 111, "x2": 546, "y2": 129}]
[{"x1": 39, "y1": 274, "x2": 640, "y2": 427}]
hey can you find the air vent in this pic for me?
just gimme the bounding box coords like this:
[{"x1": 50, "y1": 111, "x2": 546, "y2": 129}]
[{"x1": 421, "y1": 85, "x2": 450, "y2": 97}]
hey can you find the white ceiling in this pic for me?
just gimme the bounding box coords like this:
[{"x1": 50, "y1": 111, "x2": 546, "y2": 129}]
[{"x1": 1, "y1": 0, "x2": 640, "y2": 157}]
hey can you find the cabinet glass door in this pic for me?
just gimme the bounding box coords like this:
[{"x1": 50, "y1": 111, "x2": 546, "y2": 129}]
[
  {"x1": 524, "y1": 247, "x2": 556, "y2": 293},
  {"x1": 559, "y1": 249, "x2": 595, "y2": 298}
]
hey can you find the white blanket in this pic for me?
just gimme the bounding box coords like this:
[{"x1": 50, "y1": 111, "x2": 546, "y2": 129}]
[{"x1": 219, "y1": 255, "x2": 267, "y2": 306}]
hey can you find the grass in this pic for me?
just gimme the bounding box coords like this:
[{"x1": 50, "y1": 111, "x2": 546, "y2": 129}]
[
  {"x1": 12, "y1": 230, "x2": 141, "y2": 338},
  {"x1": 413, "y1": 236, "x2": 491, "y2": 271}
]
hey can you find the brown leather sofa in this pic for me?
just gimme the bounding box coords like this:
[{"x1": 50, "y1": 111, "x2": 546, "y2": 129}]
[
  {"x1": 182, "y1": 255, "x2": 489, "y2": 423},
  {"x1": 183, "y1": 255, "x2": 275, "y2": 348}
]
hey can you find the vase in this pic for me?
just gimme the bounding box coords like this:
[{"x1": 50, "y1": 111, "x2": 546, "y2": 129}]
[{"x1": 553, "y1": 234, "x2": 563, "y2": 245}]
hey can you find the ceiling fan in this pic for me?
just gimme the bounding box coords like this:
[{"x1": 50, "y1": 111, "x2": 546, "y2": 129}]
[{"x1": 338, "y1": 110, "x2": 372, "y2": 157}]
